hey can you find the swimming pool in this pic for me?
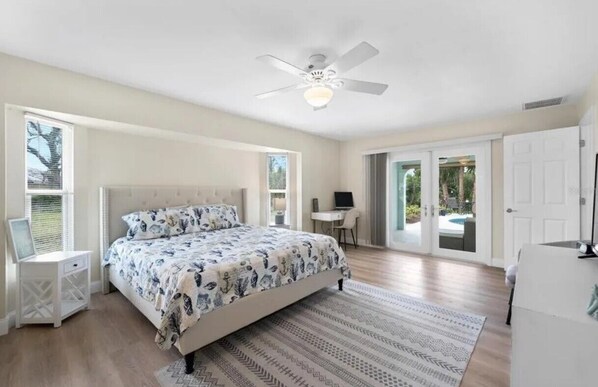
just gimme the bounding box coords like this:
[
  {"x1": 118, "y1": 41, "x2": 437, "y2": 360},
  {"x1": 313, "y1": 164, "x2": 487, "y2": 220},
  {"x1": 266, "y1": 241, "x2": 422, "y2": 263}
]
[{"x1": 448, "y1": 217, "x2": 467, "y2": 225}]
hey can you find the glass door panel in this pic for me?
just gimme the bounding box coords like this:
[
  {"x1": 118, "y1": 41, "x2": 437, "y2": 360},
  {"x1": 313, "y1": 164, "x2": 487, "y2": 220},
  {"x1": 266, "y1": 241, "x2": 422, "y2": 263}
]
[
  {"x1": 436, "y1": 154, "x2": 476, "y2": 253},
  {"x1": 388, "y1": 152, "x2": 431, "y2": 254},
  {"x1": 431, "y1": 144, "x2": 490, "y2": 264}
]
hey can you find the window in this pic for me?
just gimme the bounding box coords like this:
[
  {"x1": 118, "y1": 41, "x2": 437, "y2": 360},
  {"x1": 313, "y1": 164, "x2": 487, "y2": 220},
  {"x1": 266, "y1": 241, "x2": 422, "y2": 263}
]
[
  {"x1": 267, "y1": 154, "x2": 289, "y2": 225},
  {"x1": 25, "y1": 114, "x2": 74, "y2": 254}
]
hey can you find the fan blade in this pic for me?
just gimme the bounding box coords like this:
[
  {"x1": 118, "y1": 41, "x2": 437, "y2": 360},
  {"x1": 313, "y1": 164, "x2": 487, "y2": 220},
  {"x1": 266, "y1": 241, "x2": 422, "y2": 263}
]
[
  {"x1": 255, "y1": 84, "x2": 308, "y2": 99},
  {"x1": 257, "y1": 55, "x2": 307, "y2": 78},
  {"x1": 337, "y1": 79, "x2": 388, "y2": 95},
  {"x1": 313, "y1": 105, "x2": 328, "y2": 111},
  {"x1": 326, "y1": 42, "x2": 379, "y2": 75}
]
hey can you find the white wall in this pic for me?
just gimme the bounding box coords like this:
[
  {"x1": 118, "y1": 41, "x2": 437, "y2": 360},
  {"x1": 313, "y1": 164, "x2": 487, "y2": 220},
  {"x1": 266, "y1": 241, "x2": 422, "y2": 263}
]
[
  {"x1": 81, "y1": 127, "x2": 262, "y2": 283},
  {"x1": 0, "y1": 52, "x2": 341, "y2": 319},
  {"x1": 579, "y1": 72, "x2": 598, "y2": 149},
  {"x1": 339, "y1": 104, "x2": 581, "y2": 262},
  {"x1": 4, "y1": 111, "x2": 262, "y2": 312}
]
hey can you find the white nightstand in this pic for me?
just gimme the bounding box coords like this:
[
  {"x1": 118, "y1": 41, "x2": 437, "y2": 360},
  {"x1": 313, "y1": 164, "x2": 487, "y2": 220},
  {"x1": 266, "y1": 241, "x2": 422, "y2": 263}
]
[{"x1": 16, "y1": 251, "x2": 91, "y2": 328}]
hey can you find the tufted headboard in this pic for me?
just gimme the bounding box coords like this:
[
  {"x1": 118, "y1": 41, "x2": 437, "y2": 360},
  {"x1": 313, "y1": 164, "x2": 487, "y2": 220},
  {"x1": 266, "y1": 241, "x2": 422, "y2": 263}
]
[{"x1": 99, "y1": 185, "x2": 247, "y2": 292}]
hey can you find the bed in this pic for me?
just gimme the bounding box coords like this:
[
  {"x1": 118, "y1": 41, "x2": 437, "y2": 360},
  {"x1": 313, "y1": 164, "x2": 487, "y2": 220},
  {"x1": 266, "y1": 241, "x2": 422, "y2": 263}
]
[{"x1": 99, "y1": 186, "x2": 348, "y2": 374}]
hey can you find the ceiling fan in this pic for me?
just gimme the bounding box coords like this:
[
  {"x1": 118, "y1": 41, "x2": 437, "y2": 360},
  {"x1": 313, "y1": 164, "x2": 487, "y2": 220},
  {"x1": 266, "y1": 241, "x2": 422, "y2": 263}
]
[{"x1": 255, "y1": 41, "x2": 388, "y2": 111}]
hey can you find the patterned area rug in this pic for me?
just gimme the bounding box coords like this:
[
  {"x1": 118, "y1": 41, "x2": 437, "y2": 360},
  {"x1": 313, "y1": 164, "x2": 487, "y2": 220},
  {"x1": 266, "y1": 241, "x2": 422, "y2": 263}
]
[{"x1": 155, "y1": 280, "x2": 485, "y2": 387}]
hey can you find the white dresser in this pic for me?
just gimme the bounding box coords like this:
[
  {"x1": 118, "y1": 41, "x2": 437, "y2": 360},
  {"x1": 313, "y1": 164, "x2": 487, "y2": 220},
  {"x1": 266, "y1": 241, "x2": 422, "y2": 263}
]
[
  {"x1": 17, "y1": 251, "x2": 91, "y2": 328},
  {"x1": 512, "y1": 244, "x2": 598, "y2": 387}
]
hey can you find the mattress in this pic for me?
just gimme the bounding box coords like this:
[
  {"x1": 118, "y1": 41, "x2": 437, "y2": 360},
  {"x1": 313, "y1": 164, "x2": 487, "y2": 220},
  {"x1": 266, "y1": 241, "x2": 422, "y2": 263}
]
[{"x1": 103, "y1": 225, "x2": 350, "y2": 349}]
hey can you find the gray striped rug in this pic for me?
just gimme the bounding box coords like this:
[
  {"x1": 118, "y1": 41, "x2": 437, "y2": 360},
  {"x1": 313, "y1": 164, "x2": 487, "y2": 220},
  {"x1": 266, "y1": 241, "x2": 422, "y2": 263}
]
[{"x1": 156, "y1": 280, "x2": 485, "y2": 387}]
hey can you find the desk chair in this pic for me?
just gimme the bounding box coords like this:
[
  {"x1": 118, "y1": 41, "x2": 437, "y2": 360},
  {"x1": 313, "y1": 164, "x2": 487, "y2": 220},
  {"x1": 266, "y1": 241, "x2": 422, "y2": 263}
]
[
  {"x1": 333, "y1": 208, "x2": 359, "y2": 249},
  {"x1": 505, "y1": 264, "x2": 518, "y2": 325}
]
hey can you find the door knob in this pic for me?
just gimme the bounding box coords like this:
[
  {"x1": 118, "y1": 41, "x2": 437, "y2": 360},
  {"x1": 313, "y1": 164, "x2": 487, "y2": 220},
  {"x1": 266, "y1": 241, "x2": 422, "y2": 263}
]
[{"x1": 506, "y1": 208, "x2": 517, "y2": 213}]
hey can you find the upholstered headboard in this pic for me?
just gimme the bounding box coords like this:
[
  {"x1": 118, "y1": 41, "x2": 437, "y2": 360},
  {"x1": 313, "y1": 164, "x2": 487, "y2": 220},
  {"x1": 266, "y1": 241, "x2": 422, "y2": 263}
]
[{"x1": 99, "y1": 186, "x2": 247, "y2": 293}]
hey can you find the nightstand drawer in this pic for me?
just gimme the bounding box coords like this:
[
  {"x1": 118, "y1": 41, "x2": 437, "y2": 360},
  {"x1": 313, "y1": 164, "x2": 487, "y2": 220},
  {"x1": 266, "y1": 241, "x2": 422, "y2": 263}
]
[{"x1": 63, "y1": 257, "x2": 86, "y2": 274}]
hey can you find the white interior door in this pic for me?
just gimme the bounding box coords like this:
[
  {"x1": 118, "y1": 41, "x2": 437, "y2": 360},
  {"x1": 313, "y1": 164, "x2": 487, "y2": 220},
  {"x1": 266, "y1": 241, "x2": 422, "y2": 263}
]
[
  {"x1": 431, "y1": 143, "x2": 492, "y2": 264},
  {"x1": 387, "y1": 151, "x2": 431, "y2": 254},
  {"x1": 503, "y1": 127, "x2": 580, "y2": 268}
]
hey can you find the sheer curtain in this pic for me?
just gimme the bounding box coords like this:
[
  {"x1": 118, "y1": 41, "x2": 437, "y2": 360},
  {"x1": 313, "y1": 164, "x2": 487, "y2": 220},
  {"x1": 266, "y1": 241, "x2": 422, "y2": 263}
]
[{"x1": 365, "y1": 153, "x2": 387, "y2": 247}]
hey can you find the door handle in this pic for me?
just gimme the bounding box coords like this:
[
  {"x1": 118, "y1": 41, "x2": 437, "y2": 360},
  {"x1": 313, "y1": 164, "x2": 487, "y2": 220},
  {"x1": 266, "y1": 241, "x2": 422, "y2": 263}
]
[
  {"x1": 422, "y1": 205, "x2": 427, "y2": 217},
  {"x1": 431, "y1": 205, "x2": 435, "y2": 216},
  {"x1": 506, "y1": 208, "x2": 517, "y2": 213}
]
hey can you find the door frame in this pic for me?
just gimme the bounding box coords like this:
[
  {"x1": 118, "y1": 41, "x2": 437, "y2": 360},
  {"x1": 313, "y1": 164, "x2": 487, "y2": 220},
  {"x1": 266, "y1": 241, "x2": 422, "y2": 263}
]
[{"x1": 386, "y1": 151, "x2": 432, "y2": 254}]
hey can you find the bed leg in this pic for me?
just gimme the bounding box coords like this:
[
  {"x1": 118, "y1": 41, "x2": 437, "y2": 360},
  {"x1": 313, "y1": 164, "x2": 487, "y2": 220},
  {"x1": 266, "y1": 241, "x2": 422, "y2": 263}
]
[
  {"x1": 338, "y1": 279, "x2": 343, "y2": 291},
  {"x1": 184, "y1": 352, "x2": 195, "y2": 374}
]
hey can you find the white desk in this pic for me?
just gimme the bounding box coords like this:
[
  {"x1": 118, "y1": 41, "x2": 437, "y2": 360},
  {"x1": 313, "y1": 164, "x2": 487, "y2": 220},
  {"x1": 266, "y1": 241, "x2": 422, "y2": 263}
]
[
  {"x1": 311, "y1": 210, "x2": 359, "y2": 245},
  {"x1": 512, "y1": 243, "x2": 598, "y2": 387}
]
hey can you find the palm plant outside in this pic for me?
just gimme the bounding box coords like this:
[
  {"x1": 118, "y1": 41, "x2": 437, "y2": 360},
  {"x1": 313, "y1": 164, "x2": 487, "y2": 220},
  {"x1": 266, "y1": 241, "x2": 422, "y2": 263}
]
[{"x1": 405, "y1": 163, "x2": 475, "y2": 223}]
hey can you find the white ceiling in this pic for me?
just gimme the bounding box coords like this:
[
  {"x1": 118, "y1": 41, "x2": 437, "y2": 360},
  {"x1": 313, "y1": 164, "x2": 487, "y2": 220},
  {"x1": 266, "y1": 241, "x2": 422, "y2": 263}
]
[{"x1": 1, "y1": 0, "x2": 597, "y2": 140}]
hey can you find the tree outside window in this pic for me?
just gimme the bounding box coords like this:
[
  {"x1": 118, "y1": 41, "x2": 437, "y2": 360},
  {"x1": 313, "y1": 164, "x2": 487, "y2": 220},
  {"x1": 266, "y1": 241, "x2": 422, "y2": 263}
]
[{"x1": 25, "y1": 116, "x2": 73, "y2": 253}]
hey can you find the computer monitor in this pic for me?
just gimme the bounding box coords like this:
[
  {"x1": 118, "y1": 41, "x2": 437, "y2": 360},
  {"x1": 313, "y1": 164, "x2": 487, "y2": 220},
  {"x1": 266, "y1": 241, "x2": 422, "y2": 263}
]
[{"x1": 334, "y1": 192, "x2": 354, "y2": 209}]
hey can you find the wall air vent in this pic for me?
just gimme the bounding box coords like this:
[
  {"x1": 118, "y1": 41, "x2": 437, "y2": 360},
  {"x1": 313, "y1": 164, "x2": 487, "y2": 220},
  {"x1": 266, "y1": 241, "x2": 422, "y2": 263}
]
[{"x1": 522, "y1": 97, "x2": 564, "y2": 111}]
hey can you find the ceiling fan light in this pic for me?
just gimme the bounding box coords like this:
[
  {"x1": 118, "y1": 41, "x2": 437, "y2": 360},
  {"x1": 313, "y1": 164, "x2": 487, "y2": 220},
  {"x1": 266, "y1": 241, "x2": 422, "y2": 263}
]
[{"x1": 304, "y1": 86, "x2": 333, "y2": 107}]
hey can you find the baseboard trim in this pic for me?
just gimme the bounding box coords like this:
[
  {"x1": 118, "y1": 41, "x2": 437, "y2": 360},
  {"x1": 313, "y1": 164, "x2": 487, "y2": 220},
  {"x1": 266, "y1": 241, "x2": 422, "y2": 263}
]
[
  {"x1": 356, "y1": 239, "x2": 385, "y2": 249},
  {"x1": 0, "y1": 311, "x2": 16, "y2": 336},
  {"x1": 0, "y1": 314, "x2": 8, "y2": 336},
  {"x1": 0, "y1": 280, "x2": 102, "y2": 336},
  {"x1": 90, "y1": 280, "x2": 102, "y2": 294},
  {"x1": 491, "y1": 258, "x2": 505, "y2": 269}
]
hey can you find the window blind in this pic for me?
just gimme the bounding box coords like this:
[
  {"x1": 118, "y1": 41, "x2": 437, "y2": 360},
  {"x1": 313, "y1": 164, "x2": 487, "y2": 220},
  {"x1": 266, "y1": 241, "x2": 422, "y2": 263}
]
[{"x1": 25, "y1": 195, "x2": 62, "y2": 253}]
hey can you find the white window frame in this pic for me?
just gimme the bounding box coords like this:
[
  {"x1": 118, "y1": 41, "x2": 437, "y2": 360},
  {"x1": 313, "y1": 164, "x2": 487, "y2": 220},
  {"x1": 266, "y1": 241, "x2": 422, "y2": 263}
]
[
  {"x1": 24, "y1": 113, "x2": 74, "y2": 252},
  {"x1": 267, "y1": 153, "x2": 290, "y2": 225}
]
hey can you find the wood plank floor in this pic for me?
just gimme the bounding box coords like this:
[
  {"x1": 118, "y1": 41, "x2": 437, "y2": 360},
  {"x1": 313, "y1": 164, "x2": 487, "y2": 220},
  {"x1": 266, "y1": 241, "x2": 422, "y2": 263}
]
[
  {"x1": 346, "y1": 248, "x2": 511, "y2": 387},
  {"x1": 0, "y1": 247, "x2": 511, "y2": 386}
]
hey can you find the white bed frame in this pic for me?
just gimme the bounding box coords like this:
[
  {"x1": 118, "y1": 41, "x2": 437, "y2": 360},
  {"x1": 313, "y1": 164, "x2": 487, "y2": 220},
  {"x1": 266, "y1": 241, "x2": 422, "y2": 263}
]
[{"x1": 99, "y1": 186, "x2": 343, "y2": 373}]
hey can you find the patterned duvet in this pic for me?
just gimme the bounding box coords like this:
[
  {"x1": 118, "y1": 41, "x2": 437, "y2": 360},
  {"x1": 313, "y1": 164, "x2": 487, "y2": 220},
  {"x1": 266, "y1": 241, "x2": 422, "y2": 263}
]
[{"x1": 103, "y1": 225, "x2": 350, "y2": 349}]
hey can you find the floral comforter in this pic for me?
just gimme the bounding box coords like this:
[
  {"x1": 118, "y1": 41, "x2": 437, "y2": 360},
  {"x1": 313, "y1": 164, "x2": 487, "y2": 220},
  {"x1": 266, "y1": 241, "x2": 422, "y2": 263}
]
[{"x1": 103, "y1": 225, "x2": 350, "y2": 349}]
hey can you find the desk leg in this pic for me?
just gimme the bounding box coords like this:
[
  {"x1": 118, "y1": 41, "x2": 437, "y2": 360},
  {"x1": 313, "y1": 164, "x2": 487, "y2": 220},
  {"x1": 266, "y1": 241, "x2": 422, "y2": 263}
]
[{"x1": 313, "y1": 220, "x2": 316, "y2": 233}]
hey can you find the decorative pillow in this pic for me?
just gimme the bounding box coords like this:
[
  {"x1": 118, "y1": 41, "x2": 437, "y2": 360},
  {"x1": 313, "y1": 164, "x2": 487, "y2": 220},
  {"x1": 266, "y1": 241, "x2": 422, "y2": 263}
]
[
  {"x1": 168, "y1": 206, "x2": 197, "y2": 233},
  {"x1": 186, "y1": 204, "x2": 241, "y2": 232},
  {"x1": 184, "y1": 205, "x2": 212, "y2": 233},
  {"x1": 122, "y1": 208, "x2": 185, "y2": 240}
]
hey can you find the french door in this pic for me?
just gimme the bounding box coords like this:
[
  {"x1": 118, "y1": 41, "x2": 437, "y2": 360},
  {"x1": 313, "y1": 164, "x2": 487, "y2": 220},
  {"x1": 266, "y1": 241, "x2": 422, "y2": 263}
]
[
  {"x1": 388, "y1": 142, "x2": 491, "y2": 264},
  {"x1": 387, "y1": 151, "x2": 432, "y2": 254}
]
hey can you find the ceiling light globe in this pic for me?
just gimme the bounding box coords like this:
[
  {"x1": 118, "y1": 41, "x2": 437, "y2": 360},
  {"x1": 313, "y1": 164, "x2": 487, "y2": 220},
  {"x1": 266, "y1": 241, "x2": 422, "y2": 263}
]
[{"x1": 304, "y1": 86, "x2": 333, "y2": 107}]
